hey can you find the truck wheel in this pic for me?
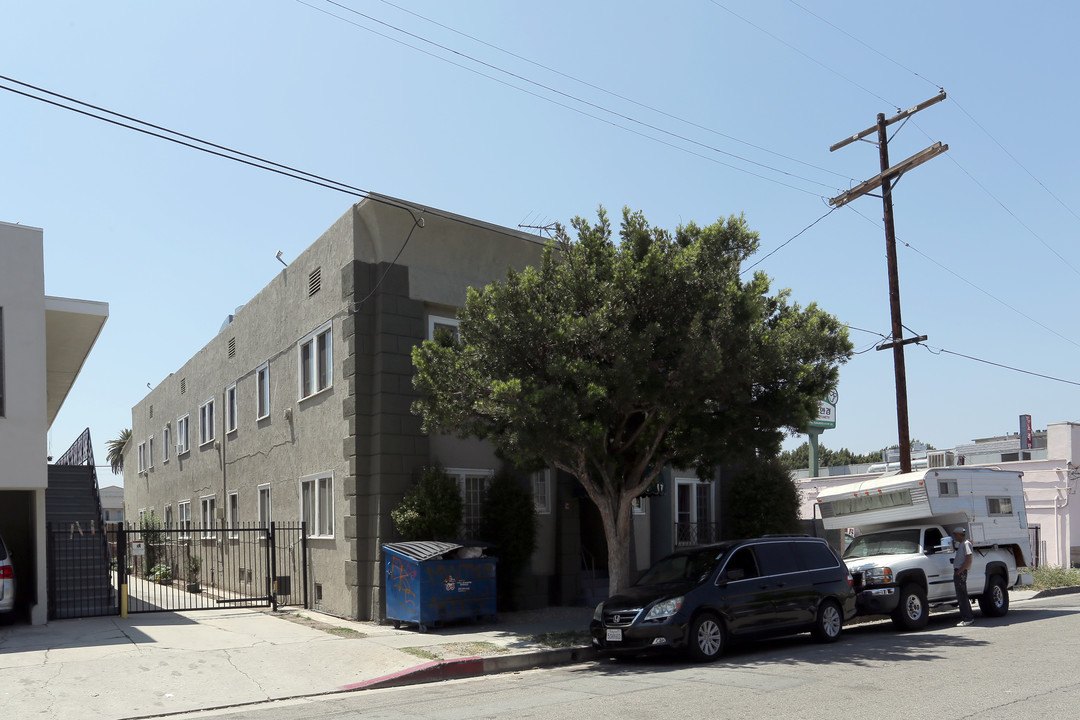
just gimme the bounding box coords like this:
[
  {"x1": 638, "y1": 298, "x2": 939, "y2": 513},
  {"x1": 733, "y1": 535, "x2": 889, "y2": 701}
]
[
  {"x1": 687, "y1": 612, "x2": 725, "y2": 662},
  {"x1": 978, "y1": 574, "x2": 1010, "y2": 617},
  {"x1": 812, "y1": 600, "x2": 843, "y2": 643},
  {"x1": 891, "y1": 583, "x2": 929, "y2": 631}
]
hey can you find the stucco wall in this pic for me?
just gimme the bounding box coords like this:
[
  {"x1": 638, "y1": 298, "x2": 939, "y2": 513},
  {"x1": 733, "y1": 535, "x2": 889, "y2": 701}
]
[{"x1": 0, "y1": 222, "x2": 47, "y2": 491}]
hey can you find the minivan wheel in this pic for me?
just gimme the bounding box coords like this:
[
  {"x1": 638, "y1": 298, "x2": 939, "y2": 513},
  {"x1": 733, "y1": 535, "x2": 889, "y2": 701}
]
[
  {"x1": 891, "y1": 583, "x2": 929, "y2": 631},
  {"x1": 687, "y1": 612, "x2": 725, "y2": 662},
  {"x1": 812, "y1": 600, "x2": 843, "y2": 643},
  {"x1": 978, "y1": 574, "x2": 1009, "y2": 617}
]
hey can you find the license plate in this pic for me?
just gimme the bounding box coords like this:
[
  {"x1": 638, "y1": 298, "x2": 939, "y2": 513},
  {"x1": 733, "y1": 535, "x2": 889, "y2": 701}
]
[{"x1": 606, "y1": 628, "x2": 622, "y2": 642}]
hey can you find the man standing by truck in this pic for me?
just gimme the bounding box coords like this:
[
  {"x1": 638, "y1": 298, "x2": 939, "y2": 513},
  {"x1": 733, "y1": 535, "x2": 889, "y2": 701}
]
[{"x1": 954, "y1": 527, "x2": 974, "y2": 626}]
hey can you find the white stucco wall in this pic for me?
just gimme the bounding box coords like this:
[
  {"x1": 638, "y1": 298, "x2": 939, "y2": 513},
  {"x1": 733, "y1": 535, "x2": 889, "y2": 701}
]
[{"x1": 0, "y1": 221, "x2": 48, "y2": 490}]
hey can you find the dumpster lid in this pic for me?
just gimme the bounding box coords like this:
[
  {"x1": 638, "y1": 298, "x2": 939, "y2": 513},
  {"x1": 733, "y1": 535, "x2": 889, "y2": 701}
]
[{"x1": 383, "y1": 541, "x2": 464, "y2": 562}]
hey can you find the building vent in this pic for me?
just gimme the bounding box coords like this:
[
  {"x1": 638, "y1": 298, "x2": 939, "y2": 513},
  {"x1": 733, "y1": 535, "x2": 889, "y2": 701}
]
[
  {"x1": 180, "y1": 378, "x2": 186, "y2": 395},
  {"x1": 149, "y1": 405, "x2": 154, "y2": 419},
  {"x1": 228, "y1": 337, "x2": 236, "y2": 359},
  {"x1": 928, "y1": 450, "x2": 956, "y2": 469},
  {"x1": 308, "y1": 267, "x2": 321, "y2": 297}
]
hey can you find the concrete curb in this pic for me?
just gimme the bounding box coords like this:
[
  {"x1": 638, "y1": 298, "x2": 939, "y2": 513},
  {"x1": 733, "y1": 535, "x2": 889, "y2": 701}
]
[
  {"x1": 349, "y1": 646, "x2": 599, "y2": 691},
  {"x1": 1028, "y1": 585, "x2": 1080, "y2": 600}
]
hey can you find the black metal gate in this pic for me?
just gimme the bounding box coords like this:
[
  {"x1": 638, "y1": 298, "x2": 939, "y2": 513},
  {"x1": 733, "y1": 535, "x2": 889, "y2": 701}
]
[{"x1": 48, "y1": 522, "x2": 308, "y2": 618}]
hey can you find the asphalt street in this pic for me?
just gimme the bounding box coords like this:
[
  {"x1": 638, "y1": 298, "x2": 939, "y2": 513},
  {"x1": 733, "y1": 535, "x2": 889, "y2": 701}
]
[{"x1": 169, "y1": 592, "x2": 1080, "y2": 720}]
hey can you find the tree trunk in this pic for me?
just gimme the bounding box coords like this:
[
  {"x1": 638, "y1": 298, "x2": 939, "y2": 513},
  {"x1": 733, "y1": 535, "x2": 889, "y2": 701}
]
[{"x1": 597, "y1": 494, "x2": 633, "y2": 596}]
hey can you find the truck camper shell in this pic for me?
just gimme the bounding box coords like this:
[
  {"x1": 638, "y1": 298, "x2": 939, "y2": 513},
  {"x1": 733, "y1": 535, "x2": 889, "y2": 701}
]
[{"x1": 815, "y1": 468, "x2": 1032, "y2": 566}]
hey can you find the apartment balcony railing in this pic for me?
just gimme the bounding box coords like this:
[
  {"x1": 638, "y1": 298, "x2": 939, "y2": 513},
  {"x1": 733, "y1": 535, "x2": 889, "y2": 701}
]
[{"x1": 674, "y1": 522, "x2": 721, "y2": 547}]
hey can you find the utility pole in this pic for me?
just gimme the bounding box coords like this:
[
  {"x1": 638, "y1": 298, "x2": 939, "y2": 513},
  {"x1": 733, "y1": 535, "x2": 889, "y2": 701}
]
[{"x1": 829, "y1": 92, "x2": 947, "y2": 473}]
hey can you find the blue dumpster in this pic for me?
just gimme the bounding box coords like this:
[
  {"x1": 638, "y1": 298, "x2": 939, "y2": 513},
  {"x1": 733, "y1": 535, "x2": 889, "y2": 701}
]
[{"x1": 383, "y1": 541, "x2": 498, "y2": 632}]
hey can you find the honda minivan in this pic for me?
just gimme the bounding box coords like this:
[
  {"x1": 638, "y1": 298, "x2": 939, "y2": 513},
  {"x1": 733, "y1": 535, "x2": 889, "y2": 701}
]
[{"x1": 590, "y1": 535, "x2": 855, "y2": 661}]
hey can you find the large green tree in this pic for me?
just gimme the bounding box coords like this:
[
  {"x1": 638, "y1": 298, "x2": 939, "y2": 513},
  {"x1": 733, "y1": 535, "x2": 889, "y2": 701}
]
[{"x1": 412, "y1": 207, "x2": 852, "y2": 594}]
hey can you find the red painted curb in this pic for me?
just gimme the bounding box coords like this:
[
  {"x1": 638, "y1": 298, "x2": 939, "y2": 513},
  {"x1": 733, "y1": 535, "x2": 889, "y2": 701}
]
[{"x1": 342, "y1": 656, "x2": 485, "y2": 691}]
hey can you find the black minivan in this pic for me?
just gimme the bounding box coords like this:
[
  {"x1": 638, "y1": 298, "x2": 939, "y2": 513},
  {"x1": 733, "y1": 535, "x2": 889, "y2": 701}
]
[{"x1": 590, "y1": 536, "x2": 856, "y2": 661}]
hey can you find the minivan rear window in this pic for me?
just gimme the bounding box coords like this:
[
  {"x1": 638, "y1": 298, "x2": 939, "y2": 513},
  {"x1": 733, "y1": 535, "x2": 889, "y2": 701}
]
[{"x1": 794, "y1": 541, "x2": 840, "y2": 571}]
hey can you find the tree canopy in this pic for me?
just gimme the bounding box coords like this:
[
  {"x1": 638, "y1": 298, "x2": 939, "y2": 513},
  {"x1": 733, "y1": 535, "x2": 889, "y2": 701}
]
[
  {"x1": 106, "y1": 428, "x2": 131, "y2": 475},
  {"x1": 412, "y1": 207, "x2": 853, "y2": 593}
]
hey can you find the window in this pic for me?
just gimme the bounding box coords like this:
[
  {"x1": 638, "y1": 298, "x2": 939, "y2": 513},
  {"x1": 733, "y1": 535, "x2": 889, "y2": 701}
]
[
  {"x1": 532, "y1": 470, "x2": 551, "y2": 515},
  {"x1": 225, "y1": 383, "x2": 238, "y2": 433},
  {"x1": 178, "y1": 500, "x2": 192, "y2": 539},
  {"x1": 228, "y1": 491, "x2": 239, "y2": 538},
  {"x1": 675, "y1": 478, "x2": 715, "y2": 545},
  {"x1": 164, "y1": 504, "x2": 173, "y2": 529},
  {"x1": 428, "y1": 314, "x2": 460, "y2": 341},
  {"x1": 298, "y1": 323, "x2": 332, "y2": 399},
  {"x1": 200, "y1": 495, "x2": 217, "y2": 538},
  {"x1": 148, "y1": 436, "x2": 155, "y2": 469},
  {"x1": 631, "y1": 496, "x2": 647, "y2": 515},
  {"x1": 258, "y1": 484, "x2": 271, "y2": 535},
  {"x1": 448, "y1": 468, "x2": 492, "y2": 540},
  {"x1": 939, "y1": 479, "x2": 958, "y2": 497},
  {"x1": 301, "y1": 473, "x2": 334, "y2": 538},
  {"x1": 256, "y1": 362, "x2": 270, "y2": 419},
  {"x1": 137, "y1": 442, "x2": 147, "y2": 473},
  {"x1": 177, "y1": 415, "x2": 190, "y2": 454},
  {"x1": 162, "y1": 425, "x2": 171, "y2": 463},
  {"x1": 987, "y1": 496, "x2": 1014, "y2": 516},
  {"x1": 199, "y1": 398, "x2": 216, "y2": 446}
]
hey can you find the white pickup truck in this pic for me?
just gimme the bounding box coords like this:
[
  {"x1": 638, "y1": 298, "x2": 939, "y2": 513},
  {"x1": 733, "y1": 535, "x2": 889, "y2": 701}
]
[{"x1": 814, "y1": 468, "x2": 1033, "y2": 630}]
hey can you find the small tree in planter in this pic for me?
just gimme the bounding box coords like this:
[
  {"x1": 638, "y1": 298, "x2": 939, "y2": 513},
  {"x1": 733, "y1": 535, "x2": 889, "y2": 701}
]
[{"x1": 187, "y1": 554, "x2": 202, "y2": 593}]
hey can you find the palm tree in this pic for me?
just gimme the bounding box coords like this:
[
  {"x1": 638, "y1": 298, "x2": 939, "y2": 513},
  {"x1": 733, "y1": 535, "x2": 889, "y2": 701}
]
[{"x1": 106, "y1": 428, "x2": 131, "y2": 475}]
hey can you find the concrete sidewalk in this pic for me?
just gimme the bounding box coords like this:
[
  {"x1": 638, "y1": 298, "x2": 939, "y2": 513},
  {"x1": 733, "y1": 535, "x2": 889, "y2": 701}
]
[{"x1": 0, "y1": 605, "x2": 595, "y2": 719}]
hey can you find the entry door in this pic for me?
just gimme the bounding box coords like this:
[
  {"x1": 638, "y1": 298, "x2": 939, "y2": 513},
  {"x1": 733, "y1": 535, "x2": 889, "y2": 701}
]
[{"x1": 676, "y1": 480, "x2": 713, "y2": 545}]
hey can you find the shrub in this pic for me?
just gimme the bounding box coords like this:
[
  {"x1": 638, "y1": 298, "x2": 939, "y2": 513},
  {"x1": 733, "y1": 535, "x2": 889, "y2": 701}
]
[
  {"x1": 391, "y1": 464, "x2": 463, "y2": 541},
  {"x1": 1029, "y1": 566, "x2": 1080, "y2": 590},
  {"x1": 478, "y1": 470, "x2": 537, "y2": 610},
  {"x1": 148, "y1": 563, "x2": 172, "y2": 584},
  {"x1": 726, "y1": 456, "x2": 801, "y2": 539}
]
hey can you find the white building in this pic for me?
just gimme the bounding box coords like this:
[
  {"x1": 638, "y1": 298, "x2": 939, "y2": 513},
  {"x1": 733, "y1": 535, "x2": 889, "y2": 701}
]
[{"x1": 0, "y1": 221, "x2": 108, "y2": 624}]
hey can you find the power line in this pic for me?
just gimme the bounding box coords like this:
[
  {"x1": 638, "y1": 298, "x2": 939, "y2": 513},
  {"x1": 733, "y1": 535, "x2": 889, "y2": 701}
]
[
  {"x1": 299, "y1": 0, "x2": 841, "y2": 195},
  {"x1": 0, "y1": 75, "x2": 549, "y2": 245},
  {"x1": 918, "y1": 343, "x2": 1080, "y2": 388},
  {"x1": 741, "y1": 206, "x2": 837, "y2": 275},
  {"x1": 846, "y1": 204, "x2": 1080, "y2": 351},
  {"x1": 371, "y1": 0, "x2": 853, "y2": 184},
  {"x1": 707, "y1": 0, "x2": 898, "y2": 110}
]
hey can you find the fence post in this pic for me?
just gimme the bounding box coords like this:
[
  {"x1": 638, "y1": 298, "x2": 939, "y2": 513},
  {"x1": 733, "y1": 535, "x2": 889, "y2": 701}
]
[
  {"x1": 301, "y1": 521, "x2": 309, "y2": 610},
  {"x1": 266, "y1": 522, "x2": 276, "y2": 610},
  {"x1": 117, "y1": 524, "x2": 128, "y2": 618}
]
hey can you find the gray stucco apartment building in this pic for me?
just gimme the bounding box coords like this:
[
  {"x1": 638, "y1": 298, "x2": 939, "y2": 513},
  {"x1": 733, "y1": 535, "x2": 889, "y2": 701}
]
[{"x1": 123, "y1": 196, "x2": 585, "y2": 620}]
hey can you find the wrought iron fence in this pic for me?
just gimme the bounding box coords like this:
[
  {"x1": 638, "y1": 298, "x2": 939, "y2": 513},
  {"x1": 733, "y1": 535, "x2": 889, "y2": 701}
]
[{"x1": 674, "y1": 522, "x2": 722, "y2": 546}]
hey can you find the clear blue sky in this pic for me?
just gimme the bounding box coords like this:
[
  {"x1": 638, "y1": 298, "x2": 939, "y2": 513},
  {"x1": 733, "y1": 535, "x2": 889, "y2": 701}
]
[{"x1": 4, "y1": 2, "x2": 1077, "y2": 484}]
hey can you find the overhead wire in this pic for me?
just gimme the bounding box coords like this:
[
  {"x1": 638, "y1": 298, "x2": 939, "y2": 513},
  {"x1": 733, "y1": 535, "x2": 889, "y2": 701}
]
[
  {"x1": 917, "y1": 344, "x2": 1080, "y2": 388},
  {"x1": 299, "y1": 0, "x2": 842, "y2": 196},
  {"x1": 370, "y1": 0, "x2": 853, "y2": 184}
]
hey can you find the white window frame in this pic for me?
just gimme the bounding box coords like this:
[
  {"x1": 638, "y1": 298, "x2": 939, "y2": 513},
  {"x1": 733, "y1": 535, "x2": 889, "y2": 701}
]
[
  {"x1": 674, "y1": 477, "x2": 714, "y2": 546},
  {"x1": 256, "y1": 362, "x2": 270, "y2": 420},
  {"x1": 164, "y1": 503, "x2": 173, "y2": 529},
  {"x1": 300, "y1": 472, "x2": 335, "y2": 539},
  {"x1": 987, "y1": 496, "x2": 1014, "y2": 517},
  {"x1": 298, "y1": 322, "x2": 332, "y2": 401},
  {"x1": 162, "y1": 425, "x2": 171, "y2": 464},
  {"x1": 178, "y1": 500, "x2": 192, "y2": 539},
  {"x1": 428, "y1": 314, "x2": 460, "y2": 341},
  {"x1": 137, "y1": 442, "x2": 147, "y2": 473},
  {"x1": 176, "y1": 415, "x2": 190, "y2": 455},
  {"x1": 148, "y1": 436, "x2": 155, "y2": 469},
  {"x1": 447, "y1": 467, "x2": 493, "y2": 539},
  {"x1": 258, "y1": 483, "x2": 271, "y2": 537},
  {"x1": 200, "y1": 495, "x2": 217, "y2": 539},
  {"x1": 227, "y1": 490, "x2": 240, "y2": 539},
  {"x1": 632, "y1": 496, "x2": 647, "y2": 515},
  {"x1": 939, "y1": 479, "x2": 958, "y2": 497},
  {"x1": 225, "y1": 382, "x2": 238, "y2": 434},
  {"x1": 532, "y1": 469, "x2": 551, "y2": 515},
  {"x1": 199, "y1": 398, "x2": 216, "y2": 447}
]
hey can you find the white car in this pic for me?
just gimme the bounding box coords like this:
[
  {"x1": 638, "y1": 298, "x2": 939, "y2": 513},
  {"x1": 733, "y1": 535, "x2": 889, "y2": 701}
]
[{"x1": 0, "y1": 534, "x2": 14, "y2": 614}]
